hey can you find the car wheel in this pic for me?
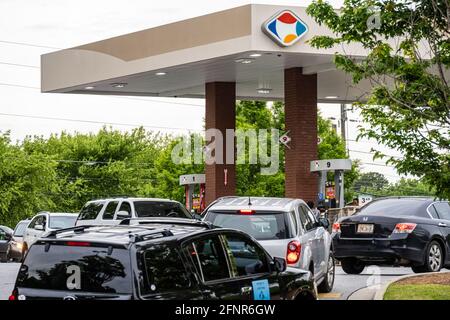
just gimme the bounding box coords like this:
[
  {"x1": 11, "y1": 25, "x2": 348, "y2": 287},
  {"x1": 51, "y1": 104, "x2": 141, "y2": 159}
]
[
  {"x1": 414, "y1": 240, "x2": 443, "y2": 273},
  {"x1": 318, "y1": 252, "x2": 335, "y2": 293},
  {"x1": 341, "y1": 258, "x2": 365, "y2": 275}
]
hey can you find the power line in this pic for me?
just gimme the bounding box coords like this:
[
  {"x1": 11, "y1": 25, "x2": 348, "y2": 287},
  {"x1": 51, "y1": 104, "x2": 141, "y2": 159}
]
[
  {"x1": 0, "y1": 40, "x2": 61, "y2": 50},
  {"x1": 0, "y1": 61, "x2": 39, "y2": 69},
  {"x1": 0, "y1": 82, "x2": 204, "y2": 108},
  {"x1": 0, "y1": 112, "x2": 202, "y2": 132}
]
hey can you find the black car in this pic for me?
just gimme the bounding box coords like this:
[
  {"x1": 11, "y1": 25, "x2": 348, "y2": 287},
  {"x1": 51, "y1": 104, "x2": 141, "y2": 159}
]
[
  {"x1": 9, "y1": 219, "x2": 317, "y2": 300},
  {"x1": 333, "y1": 197, "x2": 450, "y2": 274},
  {"x1": 0, "y1": 225, "x2": 14, "y2": 262}
]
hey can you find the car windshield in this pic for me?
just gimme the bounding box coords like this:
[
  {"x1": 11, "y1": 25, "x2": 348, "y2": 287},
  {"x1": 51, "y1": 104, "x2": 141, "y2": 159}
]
[
  {"x1": 48, "y1": 216, "x2": 77, "y2": 229},
  {"x1": 206, "y1": 211, "x2": 291, "y2": 240},
  {"x1": 134, "y1": 201, "x2": 192, "y2": 219},
  {"x1": 14, "y1": 222, "x2": 29, "y2": 236},
  {"x1": 19, "y1": 244, "x2": 132, "y2": 294},
  {"x1": 357, "y1": 199, "x2": 428, "y2": 216}
]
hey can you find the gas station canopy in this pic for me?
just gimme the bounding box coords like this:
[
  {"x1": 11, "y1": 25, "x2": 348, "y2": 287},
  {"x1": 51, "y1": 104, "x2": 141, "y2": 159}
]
[{"x1": 41, "y1": 4, "x2": 372, "y2": 103}]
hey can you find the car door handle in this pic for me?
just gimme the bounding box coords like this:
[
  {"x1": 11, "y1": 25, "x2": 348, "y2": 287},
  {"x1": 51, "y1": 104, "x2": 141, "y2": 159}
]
[
  {"x1": 438, "y1": 223, "x2": 447, "y2": 227},
  {"x1": 241, "y1": 286, "x2": 252, "y2": 295}
]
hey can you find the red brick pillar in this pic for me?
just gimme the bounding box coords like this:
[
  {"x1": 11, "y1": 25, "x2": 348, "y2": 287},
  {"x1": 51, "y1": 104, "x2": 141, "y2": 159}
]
[
  {"x1": 284, "y1": 68, "x2": 318, "y2": 202},
  {"x1": 205, "y1": 82, "x2": 236, "y2": 205}
]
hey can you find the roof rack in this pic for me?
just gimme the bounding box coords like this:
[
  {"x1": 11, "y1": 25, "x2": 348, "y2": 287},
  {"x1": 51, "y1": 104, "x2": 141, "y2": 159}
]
[
  {"x1": 119, "y1": 218, "x2": 213, "y2": 229},
  {"x1": 128, "y1": 228, "x2": 175, "y2": 243},
  {"x1": 44, "y1": 225, "x2": 93, "y2": 238}
]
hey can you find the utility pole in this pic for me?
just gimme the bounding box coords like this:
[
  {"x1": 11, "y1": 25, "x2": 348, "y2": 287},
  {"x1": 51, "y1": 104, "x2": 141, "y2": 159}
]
[{"x1": 340, "y1": 103, "x2": 348, "y2": 154}]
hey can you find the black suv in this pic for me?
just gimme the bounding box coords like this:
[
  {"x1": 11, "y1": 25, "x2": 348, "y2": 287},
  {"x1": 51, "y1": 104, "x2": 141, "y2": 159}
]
[{"x1": 10, "y1": 219, "x2": 317, "y2": 300}]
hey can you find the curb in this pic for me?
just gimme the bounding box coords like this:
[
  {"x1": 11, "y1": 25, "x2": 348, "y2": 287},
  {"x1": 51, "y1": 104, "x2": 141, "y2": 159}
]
[{"x1": 374, "y1": 270, "x2": 450, "y2": 300}]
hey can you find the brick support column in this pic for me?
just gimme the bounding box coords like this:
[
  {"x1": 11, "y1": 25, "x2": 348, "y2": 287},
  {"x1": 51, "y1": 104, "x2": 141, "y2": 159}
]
[
  {"x1": 284, "y1": 68, "x2": 318, "y2": 202},
  {"x1": 205, "y1": 82, "x2": 236, "y2": 205}
]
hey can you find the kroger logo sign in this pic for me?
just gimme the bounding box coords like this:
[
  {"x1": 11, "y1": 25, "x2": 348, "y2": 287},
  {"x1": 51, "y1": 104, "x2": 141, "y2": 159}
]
[{"x1": 262, "y1": 10, "x2": 308, "y2": 47}]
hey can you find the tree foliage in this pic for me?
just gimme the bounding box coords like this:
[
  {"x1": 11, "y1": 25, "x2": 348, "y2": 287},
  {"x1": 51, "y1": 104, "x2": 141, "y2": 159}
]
[
  {"x1": 306, "y1": 0, "x2": 450, "y2": 199},
  {"x1": 0, "y1": 102, "x2": 356, "y2": 227}
]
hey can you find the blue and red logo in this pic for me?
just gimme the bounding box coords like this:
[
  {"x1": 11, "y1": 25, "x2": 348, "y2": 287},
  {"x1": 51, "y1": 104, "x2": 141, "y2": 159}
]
[{"x1": 262, "y1": 10, "x2": 308, "y2": 47}]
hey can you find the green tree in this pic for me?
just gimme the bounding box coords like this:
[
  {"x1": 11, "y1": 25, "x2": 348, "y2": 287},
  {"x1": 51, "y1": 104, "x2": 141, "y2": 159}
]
[
  {"x1": 306, "y1": 0, "x2": 450, "y2": 199},
  {"x1": 235, "y1": 101, "x2": 359, "y2": 201},
  {"x1": 354, "y1": 172, "x2": 390, "y2": 192},
  {"x1": 0, "y1": 133, "x2": 59, "y2": 227},
  {"x1": 358, "y1": 177, "x2": 435, "y2": 197}
]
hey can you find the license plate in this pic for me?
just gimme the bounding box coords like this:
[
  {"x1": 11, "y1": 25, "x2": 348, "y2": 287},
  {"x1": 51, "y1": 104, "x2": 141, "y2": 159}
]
[{"x1": 357, "y1": 224, "x2": 374, "y2": 233}]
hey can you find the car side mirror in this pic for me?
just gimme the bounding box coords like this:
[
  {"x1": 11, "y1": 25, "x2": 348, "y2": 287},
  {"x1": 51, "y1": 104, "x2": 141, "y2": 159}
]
[
  {"x1": 34, "y1": 224, "x2": 44, "y2": 231},
  {"x1": 193, "y1": 213, "x2": 202, "y2": 221},
  {"x1": 319, "y1": 218, "x2": 330, "y2": 229},
  {"x1": 4, "y1": 233, "x2": 12, "y2": 241},
  {"x1": 116, "y1": 211, "x2": 131, "y2": 220},
  {"x1": 272, "y1": 257, "x2": 287, "y2": 273}
]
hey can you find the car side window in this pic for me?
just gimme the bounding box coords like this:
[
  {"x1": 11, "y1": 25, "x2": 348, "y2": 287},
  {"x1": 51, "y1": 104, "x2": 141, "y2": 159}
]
[
  {"x1": 33, "y1": 216, "x2": 44, "y2": 230},
  {"x1": 185, "y1": 235, "x2": 230, "y2": 282},
  {"x1": 103, "y1": 201, "x2": 119, "y2": 220},
  {"x1": 41, "y1": 216, "x2": 47, "y2": 229},
  {"x1": 28, "y1": 216, "x2": 39, "y2": 229},
  {"x1": 0, "y1": 229, "x2": 5, "y2": 241},
  {"x1": 434, "y1": 202, "x2": 450, "y2": 221},
  {"x1": 78, "y1": 202, "x2": 105, "y2": 220},
  {"x1": 142, "y1": 244, "x2": 190, "y2": 294},
  {"x1": 299, "y1": 205, "x2": 315, "y2": 231},
  {"x1": 221, "y1": 233, "x2": 270, "y2": 277},
  {"x1": 289, "y1": 211, "x2": 298, "y2": 236},
  {"x1": 428, "y1": 204, "x2": 440, "y2": 219},
  {"x1": 118, "y1": 201, "x2": 132, "y2": 217}
]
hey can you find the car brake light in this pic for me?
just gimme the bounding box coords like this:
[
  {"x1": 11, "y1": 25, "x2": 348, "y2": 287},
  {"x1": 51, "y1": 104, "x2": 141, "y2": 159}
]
[
  {"x1": 238, "y1": 209, "x2": 255, "y2": 215},
  {"x1": 393, "y1": 223, "x2": 417, "y2": 234},
  {"x1": 286, "y1": 240, "x2": 301, "y2": 264},
  {"x1": 8, "y1": 289, "x2": 17, "y2": 301},
  {"x1": 66, "y1": 241, "x2": 91, "y2": 247},
  {"x1": 332, "y1": 223, "x2": 341, "y2": 233}
]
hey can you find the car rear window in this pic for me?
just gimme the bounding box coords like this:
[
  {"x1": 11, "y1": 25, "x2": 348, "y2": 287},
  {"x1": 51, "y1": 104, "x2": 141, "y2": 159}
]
[
  {"x1": 18, "y1": 243, "x2": 132, "y2": 294},
  {"x1": 14, "y1": 222, "x2": 29, "y2": 236},
  {"x1": 206, "y1": 211, "x2": 291, "y2": 240},
  {"x1": 49, "y1": 216, "x2": 77, "y2": 229},
  {"x1": 78, "y1": 201, "x2": 105, "y2": 220},
  {"x1": 357, "y1": 199, "x2": 428, "y2": 216},
  {"x1": 134, "y1": 201, "x2": 192, "y2": 219}
]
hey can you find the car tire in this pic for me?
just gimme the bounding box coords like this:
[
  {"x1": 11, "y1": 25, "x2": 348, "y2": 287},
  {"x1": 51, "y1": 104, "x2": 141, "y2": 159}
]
[
  {"x1": 341, "y1": 258, "x2": 365, "y2": 275},
  {"x1": 412, "y1": 240, "x2": 443, "y2": 273},
  {"x1": 318, "y1": 252, "x2": 335, "y2": 293}
]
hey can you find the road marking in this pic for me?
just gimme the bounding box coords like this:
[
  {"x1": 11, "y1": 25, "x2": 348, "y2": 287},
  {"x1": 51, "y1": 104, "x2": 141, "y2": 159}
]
[{"x1": 319, "y1": 292, "x2": 342, "y2": 299}]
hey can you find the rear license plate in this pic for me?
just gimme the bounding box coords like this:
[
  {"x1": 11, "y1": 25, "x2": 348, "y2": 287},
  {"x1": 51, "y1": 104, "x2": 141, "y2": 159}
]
[{"x1": 357, "y1": 224, "x2": 374, "y2": 233}]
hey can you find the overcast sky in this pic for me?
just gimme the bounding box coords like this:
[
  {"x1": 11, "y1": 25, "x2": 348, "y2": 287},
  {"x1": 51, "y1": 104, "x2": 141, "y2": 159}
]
[{"x1": 0, "y1": 0, "x2": 406, "y2": 182}]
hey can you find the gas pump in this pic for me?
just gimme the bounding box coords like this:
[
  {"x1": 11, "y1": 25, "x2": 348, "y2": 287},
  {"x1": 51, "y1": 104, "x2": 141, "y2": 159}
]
[
  {"x1": 310, "y1": 159, "x2": 352, "y2": 209},
  {"x1": 179, "y1": 174, "x2": 206, "y2": 213}
]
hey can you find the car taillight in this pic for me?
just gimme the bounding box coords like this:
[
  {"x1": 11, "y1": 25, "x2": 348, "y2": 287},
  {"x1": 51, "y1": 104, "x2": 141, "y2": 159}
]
[
  {"x1": 286, "y1": 240, "x2": 301, "y2": 264},
  {"x1": 66, "y1": 241, "x2": 91, "y2": 247},
  {"x1": 8, "y1": 289, "x2": 17, "y2": 301},
  {"x1": 332, "y1": 223, "x2": 341, "y2": 233},
  {"x1": 393, "y1": 223, "x2": 417, "y2": 234},
  {"x1": 238, "y1": 209, "x2": 255, "y2": 215}
]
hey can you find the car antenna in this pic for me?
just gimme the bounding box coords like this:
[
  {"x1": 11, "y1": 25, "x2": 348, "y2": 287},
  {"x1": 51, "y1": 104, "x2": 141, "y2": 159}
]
[{"x1": 248, "y1": 197, "x2": 252, "y2": 206}]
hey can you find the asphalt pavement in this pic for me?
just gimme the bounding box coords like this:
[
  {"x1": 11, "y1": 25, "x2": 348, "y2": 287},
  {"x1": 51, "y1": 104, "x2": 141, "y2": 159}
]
[
  {"x1": 319, "y1": 266, "x2": 414, "y2": 300},
  {"x1": 0, "y1": 263, "x2": 20, "y2": 300},
  {"x1": 0, "y1": 262, "x2": 415, "y2": 300}
]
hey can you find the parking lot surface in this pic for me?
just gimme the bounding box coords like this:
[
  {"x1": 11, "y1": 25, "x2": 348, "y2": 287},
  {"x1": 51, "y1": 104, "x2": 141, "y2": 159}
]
[
  {"x1": 320, "y1": 266, "x2": 414, "y2": 300},
  {"x1": 0, "y1": 263, "x2": 20, "y2": 300}
]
